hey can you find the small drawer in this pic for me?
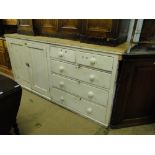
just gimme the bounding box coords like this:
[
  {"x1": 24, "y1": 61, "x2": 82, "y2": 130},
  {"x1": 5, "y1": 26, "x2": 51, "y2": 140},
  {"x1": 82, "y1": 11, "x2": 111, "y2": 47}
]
[
  {"x1": 51, "y1": 73, "x2": 79, "y2": 96},
  {"x1": 76, "y1": 51, "x2": 114, "y2": 71},
  {"x1": 80, "y1": 99, "x2": 106, "y2": 124},
  {"x1": 51, "y1": 60, "x2": 78, "y2": 79},
  {"x1": 50, "y1": 46, "x2": 76, "y2": 62},
  {"x1": 51, "y1": 87, "x2": 81, "y2": 112},
  {"x1": 78, "y1": 66, "x2": 112, "y2": 89},
  {"x1": 79, "y1": 82, "x2": 108, "y2": 106}
]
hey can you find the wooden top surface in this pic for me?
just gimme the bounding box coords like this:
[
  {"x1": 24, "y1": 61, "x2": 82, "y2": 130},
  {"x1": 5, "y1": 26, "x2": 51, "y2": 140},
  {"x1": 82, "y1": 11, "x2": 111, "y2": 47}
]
[{"x1": 5, "y1": 33, "x2": 129, "y2": 56}]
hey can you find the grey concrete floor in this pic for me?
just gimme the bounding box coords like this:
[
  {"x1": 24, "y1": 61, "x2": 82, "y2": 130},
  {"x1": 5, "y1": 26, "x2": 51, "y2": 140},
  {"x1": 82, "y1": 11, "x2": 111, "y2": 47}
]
[{"x1": 16, "y1": 89, "x2": 155, "y2": 135}]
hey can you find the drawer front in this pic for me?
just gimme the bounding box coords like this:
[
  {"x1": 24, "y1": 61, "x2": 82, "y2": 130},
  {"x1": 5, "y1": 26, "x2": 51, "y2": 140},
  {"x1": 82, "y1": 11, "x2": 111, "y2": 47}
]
[
  {"x1": 78, "y1": 66, "x2": 111, "y2": 89},
  {"x1": 51, "y1": 88, "x2": 81, "y2": 112},
  {"x1": 51, "y1": 73, "x2": 79, "y2": 95},
  {"x1": 76, "y1": 51, "x2": 114, "y2": 71},
  {"x1": 50, "y1": 46, "x2": 76, "y2": 62},
  {"x1": 50, "y1": 60, "x2": 77, "y2": 79},
  {"x1": 79, "y1": 82, "x2": 109, "y2": 106},
  {"x1": 0, "y1": 40, "x2": 4, "y2": 48},
  {"x1": 80, "y1": 99, "x2": 106, "y2": 124}
]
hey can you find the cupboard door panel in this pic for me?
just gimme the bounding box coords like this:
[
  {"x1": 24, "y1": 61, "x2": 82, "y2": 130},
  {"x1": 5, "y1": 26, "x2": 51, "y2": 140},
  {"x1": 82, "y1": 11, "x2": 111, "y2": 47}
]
[
  {"x1": 17, "y1": 19, "x2": 34, "y2": 35},
  {"x1": 83, "y1": 19, "x2": 113, "y2": 38},
  {"x1": 34, "y1": 19, "x2": 58, "y2": 36},
  {"x1": 111, "y1": 56, "x2": 155, "y2": 128},
  {"x1": 27, "y1": 43, "x2": 50, "y2": 97},
  {"x1": 8, "y1": 41, "x2": 31, "y2": 88},
  {"x1": 58, "y1": 19, "x2": 81, "y2": 39}
]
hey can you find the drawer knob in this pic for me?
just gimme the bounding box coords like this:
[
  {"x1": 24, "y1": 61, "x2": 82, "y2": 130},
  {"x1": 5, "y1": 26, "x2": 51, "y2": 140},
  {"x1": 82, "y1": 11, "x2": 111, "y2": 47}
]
[
  {"x1": 87, "y1": 107, "x2": 93, "y2": 114},
  {"x1": 88, "y1": 91, "x2": 94, "y2": 98},
  {"x1": 59, "y1": 81, "x2": 64, "y2": 87},
  {"x1": 89, "y1": 75, "x2": 95, "y2": 81},
  {"x1": 90, "y1": 57, "x2": 96, "y2": 65},
  {"x1": 58, "y1": 51, "x2": 63, "y2": 57},
  {"x1": 60, "y1": 96, "x2": 64, "y2": 102},
  {"x1": 59, "y1": 66, "x2": 64, "y2": 72}
]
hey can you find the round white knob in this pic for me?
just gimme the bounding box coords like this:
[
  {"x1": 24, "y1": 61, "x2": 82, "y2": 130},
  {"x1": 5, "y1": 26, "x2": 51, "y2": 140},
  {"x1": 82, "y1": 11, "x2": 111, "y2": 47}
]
[
  {"x1": 59, "y1": 81, "x2": 64, "y2": 87},
  {"x1": 90, "y1": 57, "x2": 96, "y2": 65},
  {"x1": 88, "y1": 91, "x2": 94, "y2": 98},
  {"x1": 89, "y1": 74, "x2": 95, "y2": 81},
  {"x1": 59, "y1": 66, "x2": 64, "y2": 72},
  {"x1": 87, "y1": 107, "x2": 93, "y2": 114},
  {"x1": 60, "y1": 96, "x2": 64, "y2": 102},
  {"x1": 58, "y1": 51, "x2": 63, "y2": 57}
]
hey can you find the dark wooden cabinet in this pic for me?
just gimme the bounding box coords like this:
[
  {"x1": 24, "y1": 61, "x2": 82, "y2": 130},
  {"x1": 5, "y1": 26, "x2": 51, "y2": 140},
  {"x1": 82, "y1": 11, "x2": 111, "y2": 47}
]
[
  {"x1": 17, "y1": 19, "x2": 130, "y2": 46},
  {"x1": 111, "y1": 54, "x2": 155, "y2": 128},
  {"x1": 81, "y1": 19, "x2": 130, "y2": 45},
  {"x1": 17, "y1": 19, "x2": 34, "y2": 35},
  {"x1": 33, "y1": 19, "x2": 58, "y2": 36},
  {"x1": 58, "y1": 19, "x2": 81, "y2": 39}
]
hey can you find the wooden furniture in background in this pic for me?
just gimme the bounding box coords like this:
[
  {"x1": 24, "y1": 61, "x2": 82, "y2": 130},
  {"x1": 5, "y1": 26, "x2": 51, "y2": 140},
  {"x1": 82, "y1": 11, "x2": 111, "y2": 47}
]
[
  {"x1": 3, "y1": 19, "x2": 17, "y2": 34},
  {"x1": 17, "y1": 19, "x2": 34, "y2": 35},
  {"x1": 110, "y1": 54, "x2": 155, "y2": 128},
  {"x1": 58, "y1": 19, "x2": 82, "y2": 39},
  {"x1": 0, "y1": 38, "x2": 12, "y2": 76},
  {"x1": 18, "y1": 19, "x2": 130, "y2": 46},
  {"x1": 3, "y1": 19, "x2": 17, "y2": 25},
  {"x1": 33, "y1": 19, "x2": 58, "y2": 36},
  {"x1": 81, "y1": 19, "x2": 130, "y2": 45}
]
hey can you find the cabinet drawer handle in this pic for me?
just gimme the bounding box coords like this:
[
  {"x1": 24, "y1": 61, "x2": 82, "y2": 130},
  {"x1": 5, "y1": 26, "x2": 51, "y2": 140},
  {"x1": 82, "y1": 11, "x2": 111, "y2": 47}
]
[
  {"x1": 89, "y1": 75, "x2": 95, "y2": 81},
  {"x1": 88, "y1": 91, "x2": 94, "y2": 98},
  {"x1": 58, "y1": 51, "x2": 63, "y2": 57},
  {"x1": 59, "y1": 66, "x2": 64, "y2": 72},
  {"x1": 87, "y1": 107, "x2": 93, "y2": 114},
  {"x1": 90, "y1": 57, "x2": 96, "y2": 65},
  {"x1": 59, "y1": 81, "x2": 64, "y2": 87},
  {"x1": 60, "y1": 96, "x2": 64, "y2": 102}
]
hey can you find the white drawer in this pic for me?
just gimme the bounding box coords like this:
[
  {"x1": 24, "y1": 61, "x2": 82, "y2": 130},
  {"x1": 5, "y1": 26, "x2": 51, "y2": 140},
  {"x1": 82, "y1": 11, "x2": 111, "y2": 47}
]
[
  {"x1": 50, "y1": 46, "x2": 76, "y2": 62},
  {"x1": 76, "y1": 51, "x2": 114, "y2": 71},
  {"x1": 51, "y1": 88, "x2": 81, "y2": 112},
  {"x1": 79, "y1": 82, "x2": 108, "y2": 106},
  {"x1": 80, "y1": 99, "x2": 106, "y2": 124},
  {"x1": 77, "y1": 66, "x2": 111, "y2": 89},
  {"x1": 51, "y1": 60, "x2": 77, "y2": 79},
  {"x1": 51, "y1": 73, "x2": 79, "y2": 95}
]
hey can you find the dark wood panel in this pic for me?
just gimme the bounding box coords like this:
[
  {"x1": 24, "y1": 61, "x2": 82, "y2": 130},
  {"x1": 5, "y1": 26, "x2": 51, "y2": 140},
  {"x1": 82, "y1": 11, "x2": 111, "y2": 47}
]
[
  {"x1": 111, "y1": 55, "x2": 155, "y2": 128},
  {"x1": 80, "y1": 19, "x2": 129, "y2": 46},
  {"x1": 58, "y1": 19, "x2": 82, "y2": 39},
  {"x1": 17, "y1": 19, "x2": 34, "y2": 35},
  {"x1": 34, "y1": 19, "x2": 58, "y2": 36},
  {"x1": 82, "y1": 19, "x2": 113, "y2": 38}
]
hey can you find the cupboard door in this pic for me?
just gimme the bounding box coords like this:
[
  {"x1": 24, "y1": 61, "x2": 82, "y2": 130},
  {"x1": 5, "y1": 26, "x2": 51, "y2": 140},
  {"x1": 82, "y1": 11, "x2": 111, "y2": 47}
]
[
  {"x1": 58, "y1": 19, "x2": 81, "y2": 39},
  {"x1": 27, "y1": 42, "x2": 50, "y2": 97},
  {"x1": 111, "y1": 56, "x2": 155, "y2": 128},
  {"x1": 34, "y1": 19, "x2": 58, "y2": 36},
  {"x1": 82, "y1": 19, "x2": 113, "y2": 38},
  {"x1": 7, "y1": 40, "x2": 31, "y2": 88},
  {"x1": 17, "y1": 19, "x2": 34, "y2": 35}
]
